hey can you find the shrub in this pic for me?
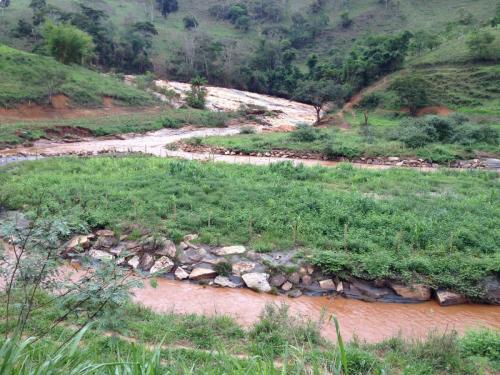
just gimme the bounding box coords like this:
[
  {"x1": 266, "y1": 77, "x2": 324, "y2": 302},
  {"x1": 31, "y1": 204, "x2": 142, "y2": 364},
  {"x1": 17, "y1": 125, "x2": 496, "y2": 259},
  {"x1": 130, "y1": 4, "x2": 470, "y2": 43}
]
[
  {"x1": 157, "y1": 117, "x2": 184, "y2": 129},
  {"x1": 186, "y1": 76, "x2": 208, "y2": 109},
  {"x1": 390, "y1": 74, "x2": 429, "y2": 115},
  {"x1": 460, "y1": 330, "x2": 500, "y2": 362},
  {"x1": 290, "y1": 124, "x2": 319, "y2": 142},
  {"x1": 214, "y1": 261, "x2": 232, "y2": 276},
  {"x1": 324, "y1": 142, "x2": 362, "y2": 160},
  {"x1": 240, "y1": 126, "x2": 256, "y2": 134}
]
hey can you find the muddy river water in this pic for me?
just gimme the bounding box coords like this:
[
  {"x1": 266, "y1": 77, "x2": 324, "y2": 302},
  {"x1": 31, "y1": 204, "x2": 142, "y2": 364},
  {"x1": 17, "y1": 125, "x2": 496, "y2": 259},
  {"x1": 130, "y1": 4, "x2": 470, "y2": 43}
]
[{"x1": 132, "y1": 278, "x2": 500, "y2": 343}]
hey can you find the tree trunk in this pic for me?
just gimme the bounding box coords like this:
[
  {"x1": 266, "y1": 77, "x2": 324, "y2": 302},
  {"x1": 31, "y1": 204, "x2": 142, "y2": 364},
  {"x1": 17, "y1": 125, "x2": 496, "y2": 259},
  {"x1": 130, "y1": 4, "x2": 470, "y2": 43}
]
[{"x1": 315, "y1": 106, "x2": 321, "y2": 125}]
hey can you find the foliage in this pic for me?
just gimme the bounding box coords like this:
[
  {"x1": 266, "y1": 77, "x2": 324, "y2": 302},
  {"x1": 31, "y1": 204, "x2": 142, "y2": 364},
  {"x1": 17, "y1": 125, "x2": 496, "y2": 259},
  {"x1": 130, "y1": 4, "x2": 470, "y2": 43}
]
[
  {"x1": 1, "y1": 157, "x2": 499, "y2": 298},
  {"x1": 157, "y1": 0, "x2": 178, "y2": 18},
  {"x1": 460, "y1": 330, "x2": 500, "y2": 364},
  {"x1": 295, "y1": 80, "x2": 345, "y2": 123},
  {"x1": 390, "y1": 74, "x2": 429, "y2": 115},
  {"x1": 183, "y1": 15, "x2": 199, "y2": 30},
  {"x1": 467, "y1": 30, "x2": 496, "y2": 61},
  {"x1": 340, "y1": 11, "x2": 352, "y2": 28},
  {"x1": 42, "y1": 21, "x2": 94, "y2": 65},
  {"x1": 0, "y1": 44, "x2": 155, "y2": 107},
  {"x1": 289, "y1": 124, "x2": 320, "y2": 142},
  {"x1": 186, "y1": 76, "x2": 208, "y2": 109}
]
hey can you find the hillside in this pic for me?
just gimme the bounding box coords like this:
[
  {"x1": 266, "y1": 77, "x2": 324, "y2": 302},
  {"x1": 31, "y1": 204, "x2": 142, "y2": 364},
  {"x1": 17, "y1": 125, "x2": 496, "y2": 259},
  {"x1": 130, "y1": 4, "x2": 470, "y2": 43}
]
[
  {"x1": 0, "y1": 44, "x2": 155, "y2": 107},
  {"x1": 0, "y1": 0, "x2": 497, "y2": 70}
]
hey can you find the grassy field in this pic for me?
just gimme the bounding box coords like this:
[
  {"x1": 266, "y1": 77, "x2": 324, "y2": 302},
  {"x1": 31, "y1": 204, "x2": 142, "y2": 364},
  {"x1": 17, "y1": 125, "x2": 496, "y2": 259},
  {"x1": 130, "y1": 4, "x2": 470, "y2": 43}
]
[
  {"x1": 0, "y1": 291, "x2": 498, "y2": 374},
  {"x1": 0, "y1": 109, "x2": 233, "y2": 148},
  {"x1": 1, "y1": 156, "x2": 499, "y2": 299},
  {"x1": 0, "y1": 44, "x2": 155, "y2": 107},
  {"x1": 192, "y1": 113, "x2": 500, "y2": 163}
]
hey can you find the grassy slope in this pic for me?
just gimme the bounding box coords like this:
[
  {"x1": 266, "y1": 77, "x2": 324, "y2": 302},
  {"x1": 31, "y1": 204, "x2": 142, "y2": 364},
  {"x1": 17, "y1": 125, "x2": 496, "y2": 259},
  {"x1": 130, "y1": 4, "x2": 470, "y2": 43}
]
[
  {"x1": 1, "y1": 293, "x2": 498, "y2": 374},
  {"x1": 0, "y1": 44, "x2": 155, "y2": 107},
  {"x1": 1, "y1": 157, "x2": 499, "y2": 298},
  {"x1": 0, "y1": 109, "x2": 232, "y2": 148},
  {"x1": 0, "y1": 0, "x2": 497, "y2": 66}
]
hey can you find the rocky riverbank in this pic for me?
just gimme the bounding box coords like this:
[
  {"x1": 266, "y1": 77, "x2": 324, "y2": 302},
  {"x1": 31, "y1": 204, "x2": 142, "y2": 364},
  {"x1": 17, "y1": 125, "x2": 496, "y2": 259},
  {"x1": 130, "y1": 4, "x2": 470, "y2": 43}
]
[
  {"x1": 179, "y1": 143, "x2": 496, "y2": 169},
  {"x1": 61, "y1": 229, "x2": 499, "y2": 306}
]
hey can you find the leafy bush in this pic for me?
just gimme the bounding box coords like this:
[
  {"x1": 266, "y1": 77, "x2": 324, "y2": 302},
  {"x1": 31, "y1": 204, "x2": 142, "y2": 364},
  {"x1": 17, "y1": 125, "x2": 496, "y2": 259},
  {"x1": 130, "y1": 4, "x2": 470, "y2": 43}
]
[
  {"x1": 289, "y1": 125, "x2": 319, "y2": 142},
  {"x1": 460, "y1": 330, "x2": 500, "y2": 362},
  {"x1": 239, "y1": 126, "x2": 256, "y2": 134},
  {"x1": 324, "y1": 142, "x2": 362, "y2": 159},
  {"x1": 214, "y1": 261, "x2": 232, "y2": 276}
]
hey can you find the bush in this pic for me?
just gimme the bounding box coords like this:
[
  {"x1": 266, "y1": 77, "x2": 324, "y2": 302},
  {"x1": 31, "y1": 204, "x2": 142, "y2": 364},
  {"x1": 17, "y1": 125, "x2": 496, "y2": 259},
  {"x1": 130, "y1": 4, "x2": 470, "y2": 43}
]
[
  {"x1": 460, "y1": 330, "x2": 500, "y2": 362},
  {"x1": 394, "y1": 115, "x2": 499, "y2": 148},
  {"x1": 324, "y1": 142, "x2": 362, "y2": 160},
  {"x1": 239, "y1": 126, "x2": 256, "y2": 134},
  {"x1": 290, "y1": 124, "x2": 319, "y2": 142},
  {"x1": 214, "y1": 262, "x2": 232, "y2": 276}
]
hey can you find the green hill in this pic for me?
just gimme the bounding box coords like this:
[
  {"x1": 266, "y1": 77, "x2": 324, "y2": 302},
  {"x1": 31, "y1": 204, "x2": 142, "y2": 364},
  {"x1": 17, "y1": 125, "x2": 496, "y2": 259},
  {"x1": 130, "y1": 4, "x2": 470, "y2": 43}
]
[{"x1": 0, "y1": 44, "x2": 155, "y2": 107}]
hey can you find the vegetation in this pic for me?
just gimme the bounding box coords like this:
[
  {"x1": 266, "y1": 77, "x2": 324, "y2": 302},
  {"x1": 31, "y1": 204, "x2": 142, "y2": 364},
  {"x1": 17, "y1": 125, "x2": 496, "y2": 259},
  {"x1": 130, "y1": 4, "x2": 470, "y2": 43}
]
[
  {"x1": 1, "y1": 156, "x2": 498, "y2": 298},
  {"x1": 42, "y1": 21, "x2": 94, "y2": 65},
  {"x1": 0, "y1": 44, "x2": 155, "y2": 107},
  {"x1": 186, "y1": 76, "x2": 208, "y2": 109},
  {"x1": 0, "y1": 109, "x2": 234, "y2": 148},
  {"x1": 189, "y1": 113, "x2": 499, "y2": 163}
]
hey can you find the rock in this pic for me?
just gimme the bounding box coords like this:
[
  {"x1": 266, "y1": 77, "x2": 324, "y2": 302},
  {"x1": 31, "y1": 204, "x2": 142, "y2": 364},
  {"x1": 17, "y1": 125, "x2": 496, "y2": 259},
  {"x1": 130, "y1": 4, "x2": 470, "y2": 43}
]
[
  {"x1": 270, "y1": 274, "x2": 286, "y2": 287},
  {"x1": 301, "y1": 275, "x2": 313, "y2": 286},
  {"x1": 95, "y1": 234, "x2": 117, "y2": 249},
  {"x1": 481, "y1": 277, "x2": 500, "y2": 304},
  {"x1": 288, "y1": 289, "x2": 302, "y2": 298},
  {"x1": 124, "y1": 241, "x2": 141, "y2": 251},
  {"x1": 242, "y1": 273, "x2": 271, "y2": 293},
  {"x1": 183, "y1": 234, "x2": 198, "y2": 242},
  {"x1": 140, "y1": 253, "x2": 155, "y2": 271},
  {"x1": 282, "y1": 281, "x2": 293, "y2": 291},
  {"x1": 306, "y1": 265, "x2": 314, "y2": 275},
  {"x1": 436, "y1": 290, "x2": 467, "y2": 306},
  {"x1": 319, "y1": 279, "x2": 336, "y2": 290},
  {"x1": 128, "y1": 256, "x2": 140, "y2": 269},
  {"x1": 288, "y1": 272, "x2": 301, "y2": 285},
  {"x1": 201, "y1": 254, "x2": 226, "y2": 265},
  {"x1": 189, "y1": 267, "x2": 217, "y2": 280},
  {"x1": 109, "y1": 244, "x2": 126, "y2": 256},
  {"x1": 178, "y1": 248, "x2": 207, "y2": 264},
  {"x1": 336, "y1": 281, "x2": 344, "y2": 293},
  {"x1": 388, "y1": 157, "x2": 400, "y2": 162},
  {"x1": 175, "y1": 267, "x2": 189, "y2": 280},
  {"x1": 65, "y1": 235, "x2": 92, "y2": 253},
  {"x1": 179, "y1": 242, "x2": 189, "y2": 250},
  {"x1": 212, "y1": 245, "x2": 246, "y2": 256},
  {"x1": 96, "y1": 229, "x2": 114, "y2": 237},
  {"x1": 351, "y1": 280, "x2": 392, "y2": 299},
  {"x1": 214, "y1": 276, "x2": 243, "y2": 288},
  {"x1": 390, "y1": 283, "x2": 431, "y2": 301},
  {"x1": 88, "y1": 250, "x2": 113, "y2": 261},
  {"x1": 150, "y1": 256, "x2": 174, "y2": 274},
  {"x1": 232, "y1": 261, "x2": 256, "y2": 275},
  {"x1": 155, "y1": 239, "x2": 177, "y2": 258}
]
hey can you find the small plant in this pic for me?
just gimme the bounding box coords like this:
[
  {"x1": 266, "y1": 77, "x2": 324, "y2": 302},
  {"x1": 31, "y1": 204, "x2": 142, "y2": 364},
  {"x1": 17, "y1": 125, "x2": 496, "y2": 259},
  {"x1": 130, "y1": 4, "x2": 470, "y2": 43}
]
[
  {"x1": 214, "y1": 261, "x2": 232, "y2": 276},
  {"x1": 186, "y1": 76, "x2": 208, "y2": 109},
  {"x1": 290, "y1": 124, "x2": 319, "y2": 142},
  {"x1": 340, "y1": 11, "x2": 353, "y2": 28},
  {"x1": 240, "y1": 126, "x2": 256, "y2": 134}
]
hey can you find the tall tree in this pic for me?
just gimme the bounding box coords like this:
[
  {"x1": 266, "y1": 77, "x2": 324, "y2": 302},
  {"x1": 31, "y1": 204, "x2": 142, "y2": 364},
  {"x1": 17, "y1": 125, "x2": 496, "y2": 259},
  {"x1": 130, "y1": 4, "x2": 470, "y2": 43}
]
[
  {"x1": 294, "y1": 80, "x2": 345, "y2": 124},
  {"x1": 157, "y1": 0, "x2": 178, "y2": 18}
]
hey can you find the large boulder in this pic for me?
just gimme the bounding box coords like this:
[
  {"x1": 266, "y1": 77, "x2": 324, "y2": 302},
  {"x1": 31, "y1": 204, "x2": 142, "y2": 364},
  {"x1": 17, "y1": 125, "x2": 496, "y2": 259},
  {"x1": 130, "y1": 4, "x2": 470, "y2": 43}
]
[
  {"x1": 189, "y1": 266, "x2": 217, "y2": 280},
  {"x1": 436, "y1": 290, "x2": 467, "y2": 306},
  {"x1": 288, "y1": 272, "x2": 301, "y2": 285},
  {"x1": 350, "y1": 280, "x2": 392, "y2": 299},
  {"x1": 155, "y1": 239, "x2": 177, "y2": 258},
  {"x1": 95, "y1": 230, "x2": 116, "y2": 249},
  {"x1": 481, "y1": 277, "x2": 500, "y2": 305},
  {"x1": 128, "y1": 255, "x2": 140, "y2": 269},
  {"x1": 242, "y1": 273, "x2": 271, "y2": 293},
  {"x1": 212, "y1": 245, "x2": 246, "y2": 256},
  {"x1": 390, "y1": 283, "x2": 431, "y2": 301},
  {"x1": 139, "y1": 253, "x2": 155, "y2": 271},
  {"x1": 177, "y1": 248, "x2": 208, "y2": 265},
  {"x1": 319, "y1": 279, "x2": 336, "y2": 290},
  {"x1": 270, "y1": 274, "x2": 286, "y2": 287},
  {"x1": 150, "y1": 256, "x2": 174, "y2": 274},
  {"x1": 281, "y1": 281, "x2": 293, "y2": 291}
]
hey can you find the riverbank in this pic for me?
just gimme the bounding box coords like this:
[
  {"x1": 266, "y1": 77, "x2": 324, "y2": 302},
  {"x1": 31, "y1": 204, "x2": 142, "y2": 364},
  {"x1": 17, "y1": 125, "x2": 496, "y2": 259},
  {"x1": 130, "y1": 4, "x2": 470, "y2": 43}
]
[{"x1": 1, "y1": 156, "x2": 498, "y2": 303}]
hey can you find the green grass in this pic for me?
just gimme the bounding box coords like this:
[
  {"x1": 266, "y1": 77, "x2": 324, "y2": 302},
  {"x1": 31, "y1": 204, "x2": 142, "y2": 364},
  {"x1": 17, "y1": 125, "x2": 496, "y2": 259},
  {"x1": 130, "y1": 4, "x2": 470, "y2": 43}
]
[
  {"x1": 0, "y1": 44, "x2": 155, "y2": 107},
  {"x1": 1, "y1": 156, "x2": 499, "y2": 298},
  {"x1": 193, "y1": 113, "x2": 500, "y2": 163},
  {"x1": 1, "y1": 291, "x2": 498, "y2": 374},
  {"x1": 0, "y1": 109, "x2": 234, "y2": 148}
]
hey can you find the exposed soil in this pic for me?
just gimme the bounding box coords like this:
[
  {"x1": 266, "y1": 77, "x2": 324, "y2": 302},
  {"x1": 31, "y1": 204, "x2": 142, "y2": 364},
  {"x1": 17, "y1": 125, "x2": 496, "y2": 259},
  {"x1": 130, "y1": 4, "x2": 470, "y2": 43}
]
[{"x1": 417, "y1": 106, "x2": 454, "y2": 116}]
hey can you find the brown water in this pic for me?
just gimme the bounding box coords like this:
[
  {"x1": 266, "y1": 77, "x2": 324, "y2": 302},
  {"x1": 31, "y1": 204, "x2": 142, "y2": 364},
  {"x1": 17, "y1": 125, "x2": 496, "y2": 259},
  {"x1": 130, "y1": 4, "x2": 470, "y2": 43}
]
[{"x1": 133, "y1": 278, "x2": 500, "y2": 343}]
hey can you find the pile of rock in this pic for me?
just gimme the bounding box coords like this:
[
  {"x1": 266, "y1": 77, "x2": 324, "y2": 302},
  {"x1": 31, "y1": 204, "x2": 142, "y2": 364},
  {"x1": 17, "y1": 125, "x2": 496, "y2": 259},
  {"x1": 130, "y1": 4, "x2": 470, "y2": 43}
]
[{"x1": 62, "y1": 230, "x2": 478, "y2": 306}]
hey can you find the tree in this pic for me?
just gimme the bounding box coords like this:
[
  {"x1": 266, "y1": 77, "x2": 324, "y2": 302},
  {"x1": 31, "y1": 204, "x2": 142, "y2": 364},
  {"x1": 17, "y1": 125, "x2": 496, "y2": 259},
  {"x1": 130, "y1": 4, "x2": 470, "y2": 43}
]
[
  {"x1": 294, "y1": 80, "x2": 345, "y2": 124},
  {"x1": 357, "y1": 92, "x2": 381, "y2": 125},
  {"x1": 157, "y1": 0, "x2": 178, "y2": 18},
  {"x1": 340, "y1": 11, "x2": 352, "y2": 28},
  {"x1": 186, "y1": 76, "x2": 208, "y2": 109},
  {"x1": 183, "y1": 15, "x2": 199, "y2": 30},
  {"x1": 390, "y1": 74, "x2": 428, "y2": 116},
  {"x1": 29, "y1": 0, "x2": 47, "y2": 25},
  {"x1": 491, "y1": 4, "x2": 500, "y2": 27},
  {"x1": 0, "y1": 0, "x2": 11, "y2": 17},
  {"x1": 43, "y1": 70, "x2": 67, "y2": 105},
  {"x1": 43, "y1": 22, "x2": 94, "y2": 65},
  {"x1": 466, "y1": 31, "x2": 496, "y2": 61}
]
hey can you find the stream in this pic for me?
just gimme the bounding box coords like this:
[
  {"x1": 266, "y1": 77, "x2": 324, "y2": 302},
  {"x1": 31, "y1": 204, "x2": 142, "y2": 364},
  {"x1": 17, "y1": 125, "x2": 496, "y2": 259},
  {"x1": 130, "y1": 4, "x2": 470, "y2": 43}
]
[{"x1": 133, "y1": 278, "x2": 500, "y2": 343}]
